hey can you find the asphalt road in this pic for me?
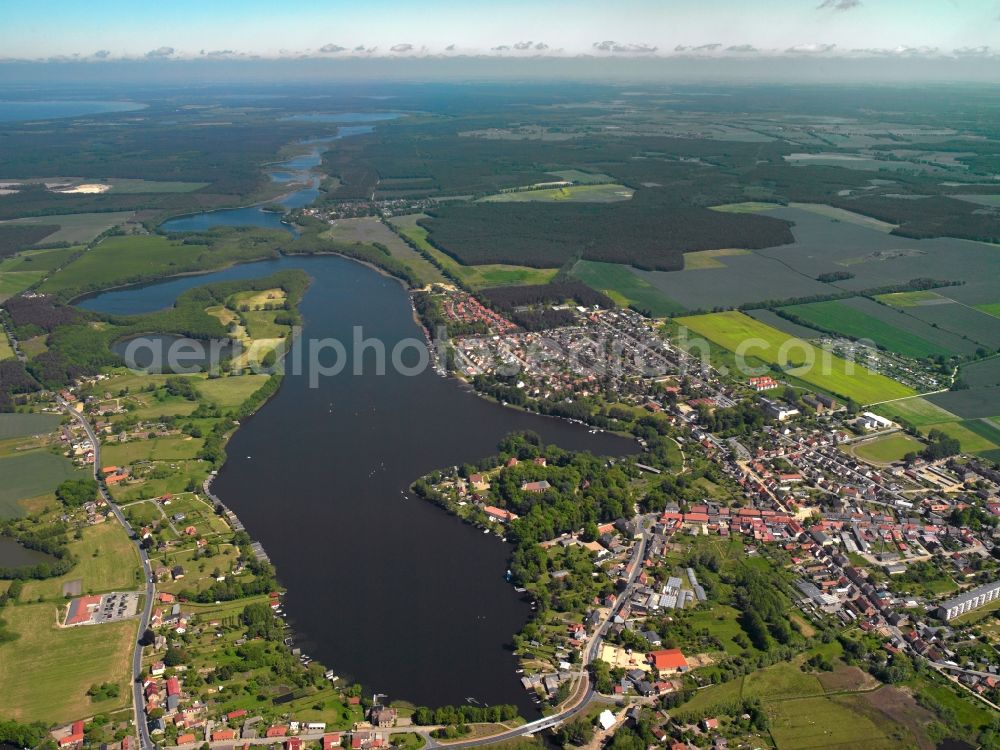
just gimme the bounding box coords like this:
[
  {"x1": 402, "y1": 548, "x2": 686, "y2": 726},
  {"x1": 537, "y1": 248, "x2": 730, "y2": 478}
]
[
  {"x1": 60, "y1": 398, "x2": 156, "y2": 750},
  {"x1": 435, "y1": 520, "x2": 651, "y2": 749}
]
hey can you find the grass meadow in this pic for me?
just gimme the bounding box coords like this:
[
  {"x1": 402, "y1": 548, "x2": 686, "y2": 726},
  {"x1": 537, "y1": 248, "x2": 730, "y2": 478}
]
[
  {"x1": 21, "y1": 521, "x2": 142, "y2": 601},
  {"x1": 0, "y1": 602, "x2": 136, "y2": 723},
  {"x1": 677, "y1": 311, "x2": 916, "y2": 404},
  {"x1": 849, "y1": 433, "x2": 925, "y2": 464},
  {"x1": 780, "y1": 299, "x2": 960, "y2": 359},
  {"x1": 0, "y1": 450, "x2": 88, "y2": 519},
  {"x1": 478, "y1": 183, "x2": 633, "y2": 203},
  {"x1": 0, "y1": 212, "x2": 135, "y2": 245},
  {"x1": 571, "y1": 260, "x2": 685, "y2": 316},
  {"x1": 389, "y1": 214, "x2": 558, "y2": 288}
]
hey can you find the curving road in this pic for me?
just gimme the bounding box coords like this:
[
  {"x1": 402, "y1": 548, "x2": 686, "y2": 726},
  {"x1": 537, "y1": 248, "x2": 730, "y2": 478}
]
[
  {"x1": 59, "y1": 398, "x2": 156, "y2": 750},
  {"x1": 430, "y1": 519, "x2": 651, "y2": 749}
]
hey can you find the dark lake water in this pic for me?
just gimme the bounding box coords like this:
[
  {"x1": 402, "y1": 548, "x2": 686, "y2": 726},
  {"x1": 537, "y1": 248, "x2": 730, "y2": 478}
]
[
  {"x1": 159, "y1": 125, "x2": 375, "y2": 234},
  {"x1": 159, "y1": 207, "x2": 295, "y2": 235},
  {"x1": 112, "y1": 334, "x2": 235, "y2": 372},
  {"x1": 0, "y1": 99, "x2": 145, "y2": 122},
  {"x1": 0, "y1": 536, "x2": 56, "y2": 568},
  {"x1": 81, "y1": 254, "x2": 638, "y2": 714}
]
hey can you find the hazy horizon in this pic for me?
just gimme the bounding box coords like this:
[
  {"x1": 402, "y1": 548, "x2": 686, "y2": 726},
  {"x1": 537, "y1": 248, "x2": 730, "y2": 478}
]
[
  {"x1": 2, "y1": 55, "x2": 1000, "y2": 87},
  {"x1": 3, "y1": 0, "x2": 1000, "y2": 84}
]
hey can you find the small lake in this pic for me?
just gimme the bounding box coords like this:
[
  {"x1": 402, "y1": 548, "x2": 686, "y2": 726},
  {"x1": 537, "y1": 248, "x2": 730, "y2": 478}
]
[
  {"x1": 112, "y1": 334, "x2": 235, "y2": 372},
  {"x1": 81, "y1": 254, "x2": 638, "y2": 714},
  {"x1": 0, "y1": 99, "x2": 146, "y2": 122},
  {"x1": 159, "y1": 125, "x2": 377, "y2": 234},
  {"x1": 0, "y1": 536, "x2": 57, "y2": 568}
]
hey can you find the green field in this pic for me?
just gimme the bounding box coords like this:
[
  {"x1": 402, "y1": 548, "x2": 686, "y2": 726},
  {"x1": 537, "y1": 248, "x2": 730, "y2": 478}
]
[
  {"x1": 0, "y1": 212, "x2": 134, "y2": 245},
  {"x1": 0, "y1": 335, "x2": 13, "y2": 360},
  {"x1": 21, "y1": 521, "x2": 142, "y2": 601},
  {"x1": 743, "y1": 662, "x2": 825, "y2": 701},
  {"x1": 322, "y1": 216, "x2": 447, "y2": 286},
  {"x1": 676, "y1": 677, "x2": 744, "y2": 716},
  {"x1": 850, "y1": 433, "x2": 925, "y2": 464},
  {"x1": 0, "y1": 244, "x2": 80, "y2": 273},
  {"x1": 101, "y1": 435, "x2": 205, "y2": 465},
  {"x1": 918, "y1": 420, "x2": 1000, "y2": 455},
  {"x1": 571, "y1": 260, "x2": 685, "y2": 316},
  {"x1": 389, "y1": 214, "x2": 558, "y2": 288},
  {"x1": 780, "y1": 299, "x2": 959, "y2": 359},
  {"x1": 102, "y1": 179, "x2": 209, "y2": 193},
  {"x1": 877, "y1": 290, "x2": 950, "y2": 308},
  {"x1": 0, "y1": 450, "x2": 88, "y2": 519},
  {"x1": 903, "y1": 301, "x2": 1000, "y2": 350},
  {"x1": 872, "y1": 397, "x2": 958, "y2": 427},
  {"x1": 478, "y1": 183, "x2": 633, "y2": 203},
  {"x1": 0, "y1": 245, "x2": 83, "y2": 299},
  {"x1": 195, "y1": 373, "x2": 271, "y2": 407},
  {"x1": 682, "y1": 248, "x2": 751, "y2": 270},
  {"x1": 958, "y1": 356, "x2": 1000, "y2": 389},
  {"x1": 974, "y1": 302, "x2": 1000, "y2": 317},
  {"x1": 37, "y1": 231, "x2": 284, "y2": 298},
  {"x1": 0, "y1": 412, "x2": 62, "y2": 439},
  {"x1": 960, "y1": 417, "x2": 1000, "y2": 448},
  {"x1": 677, "y1": 311, "x2": 916, "y2": 404},
  {"x1": 709, "y1": 201, "x2": 781, "y2": 213},
  {"x1": 0, "y1": 602, "x2": 136, "y2": 723},
  {"x1": 545, "y1": 170, "x2": 615, "y2": 184},
  {"x1": 38, "y1": 235, "x2": 202, "y2": 294},
  {"x1": 787, "y1": 202, "x2": 897, "y2": 232},
  {"x1": 0, "y1": 271, "x2": 44, "y2": 299},
  {"x1": 683, "y1": 605, "x2": 754, "y2": 656},
  {"x1": 767, "y1": 694, "x2": 898, "y2": 750}
]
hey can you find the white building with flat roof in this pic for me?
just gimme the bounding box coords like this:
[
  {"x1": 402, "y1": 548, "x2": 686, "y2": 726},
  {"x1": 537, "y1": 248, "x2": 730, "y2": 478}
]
[{"x1": 938, "y1": 580, "x2": 1000, "y2": 621}]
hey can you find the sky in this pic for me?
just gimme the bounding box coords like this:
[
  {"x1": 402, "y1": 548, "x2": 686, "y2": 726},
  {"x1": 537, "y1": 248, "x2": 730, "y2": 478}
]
[{"x1": 2, "y1": 0, "x2": 999, "y2": 62}]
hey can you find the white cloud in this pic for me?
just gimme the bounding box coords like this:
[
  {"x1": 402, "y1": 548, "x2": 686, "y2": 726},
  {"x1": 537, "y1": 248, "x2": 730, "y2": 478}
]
[
  {"x1": 785, "y1": 43, "x2": 837, "y2": 54},
  {"x1": 592, "y1": 40, "x2": 657, "y2": 54},
  {"x1": 390, "y1": 43, "x2": 413, "y2": 53},
  {"x1": 145, "y1": 46, "x2": 175, "y2": 58},
  {"x1": 319, "y1": 44, "x2": 346, "y2": 53},
  {"x1": 92, "y1": 49, "x2": 111, "y2": 59},
  {"x1": 818, "y1": 0, "x2": 862, "y2": 10},
  {"x1": 726, "y1": 44, "x2": 758, "y2": 53},
  {"x1": 951, "y1": 45, "x2": 994, "y2": 57}
]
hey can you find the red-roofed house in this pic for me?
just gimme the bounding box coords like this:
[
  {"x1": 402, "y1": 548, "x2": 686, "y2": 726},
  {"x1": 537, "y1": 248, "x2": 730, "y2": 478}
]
[
  {"x1": 176, "y1": 733, "x2": 197, "y2": 746},
  {"x1": 649, "y1": 648, "x2": 689, "y2": 673},
  {"x1": 212, "y1": 730, "x2": 237, "y2": 742},
  {"x1": 266, "y1": 726, "x2": 289, "y2": 738},
  {"x1": 483, "y1": 506, "x2": 519, "y2": 523},
  {"x1": 65, "y1": 595, "x2": 103, "y2": 625}
]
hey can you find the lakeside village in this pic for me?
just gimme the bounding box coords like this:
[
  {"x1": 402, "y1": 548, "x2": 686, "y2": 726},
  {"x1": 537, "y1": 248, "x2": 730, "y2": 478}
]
[
  {"x1": 406, "y1": 284, "x2": 1000, "y2": 714},
  {"x1": 5, "y1": 272, "x2": 1000, "y2": 750}
]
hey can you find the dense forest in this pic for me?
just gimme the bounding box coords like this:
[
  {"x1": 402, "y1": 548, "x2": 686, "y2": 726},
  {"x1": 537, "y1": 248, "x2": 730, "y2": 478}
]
[
  {"x1": 479, "y1": 281, "x2": 614, "y2": 330},
  {"x1": 420, "y1": 193, "x2": 794, "y2": 271},
  {"x1": 0, "y1": 224, "x2": 61, "y2": 256}
]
